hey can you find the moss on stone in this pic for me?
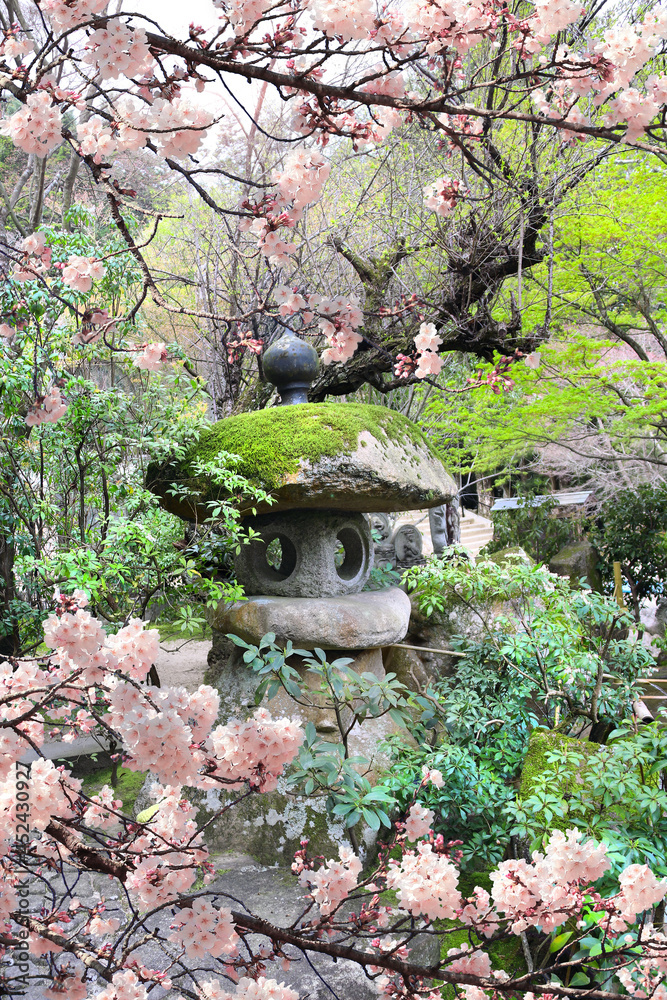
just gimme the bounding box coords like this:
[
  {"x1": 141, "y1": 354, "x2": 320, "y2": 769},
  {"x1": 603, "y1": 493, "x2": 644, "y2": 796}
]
[
  {"x1": 519, "y1": 729, "x2": 600, "y2": 800},
  {"x1": 187, "y1": 402, "x2": 432, "y2": 493}
]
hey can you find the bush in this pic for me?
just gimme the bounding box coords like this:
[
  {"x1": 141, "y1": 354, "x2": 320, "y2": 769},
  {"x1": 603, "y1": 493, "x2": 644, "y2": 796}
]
[{"x1": 590, "y1": 482, "x2": 667, "y2": 617}]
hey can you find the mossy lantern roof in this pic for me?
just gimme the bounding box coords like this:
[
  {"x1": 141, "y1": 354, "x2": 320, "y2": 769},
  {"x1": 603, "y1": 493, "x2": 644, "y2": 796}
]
[{"x1": 147, "y1": 401, "x2": 456, "y2": 520}]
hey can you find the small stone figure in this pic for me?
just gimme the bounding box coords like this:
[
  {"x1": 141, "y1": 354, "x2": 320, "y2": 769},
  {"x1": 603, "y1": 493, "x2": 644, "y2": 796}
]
[
  {"x1": 369, "y1": 512, "x2": 393, "y2": 543},
  {"x1": 393, "y1": 524, "x2": 423, "y2": 568}
]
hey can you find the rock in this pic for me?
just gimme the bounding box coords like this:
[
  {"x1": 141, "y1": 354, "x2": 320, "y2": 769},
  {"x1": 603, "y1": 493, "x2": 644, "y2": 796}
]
[
  {"x1": 147, "y1": 402, "x2": 457, "y2": 518},
  {"x1": 235, "y1": 509, "x2": 372, "y2": 597},
  {"x1": 382, "y1": 644, "x2": 433, "y2": 693},
  {"x1": 191, "y1": 776, "x2": 381, "y2": 869},
  {"x1": 548, "y1": 540, "x2": 602, "y2": 591},
  {"x1": 485, "y1": 545, "x2": 534, "y2": 567},
  {"x1": 641, "y1": 598, "x2": 667, "y2": 637},
  {"x1": 211, "y1": 587, "x2": 411, "y2": 650}
]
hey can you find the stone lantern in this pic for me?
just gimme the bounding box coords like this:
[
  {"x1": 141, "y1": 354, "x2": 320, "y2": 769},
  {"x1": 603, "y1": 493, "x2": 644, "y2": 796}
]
[{"x1": 148, "y1": 329, "x2": 456, "y2": 727}]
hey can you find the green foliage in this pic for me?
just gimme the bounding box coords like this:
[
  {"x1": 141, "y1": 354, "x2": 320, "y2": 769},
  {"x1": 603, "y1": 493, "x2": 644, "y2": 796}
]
[
  {"x1": 590, "y1": 482, "x2": 667, "y2": 609},
  {"x1": 482, "y1": 492, "x2": 574, "y2": 565},
  {"x1": 0, "y1": 225, "x2": 268, "y2": 645},
  {"x1": 509, "y1": 719, "x2": 667, "y2": 880},
  {"x1": 420, "y1": 160, "x2": 667, "y2": 484},
  {"x1": 404, "y1": 556, "x2": 649, "y2": 731},
  {"x1": 377, "y1": 558, "x2": 657, "y2": 872}
]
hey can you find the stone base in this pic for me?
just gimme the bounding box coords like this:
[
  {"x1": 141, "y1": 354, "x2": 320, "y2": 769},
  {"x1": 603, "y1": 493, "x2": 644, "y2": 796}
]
[
  {"x1": 211, "y1": 587, "x2": 411, "y2": 650},
  {"x1": 191, "y1": 779, "x2": 374, "y2": 866}
]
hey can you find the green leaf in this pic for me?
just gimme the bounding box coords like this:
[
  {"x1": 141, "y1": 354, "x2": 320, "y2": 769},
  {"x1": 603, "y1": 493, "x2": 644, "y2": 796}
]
[
  {"x1": 550, "y1": 931, "x2": 573, "y2": 952},
  {"x1": 136, "y1": 802, "x2": 161, "y2": 824}
]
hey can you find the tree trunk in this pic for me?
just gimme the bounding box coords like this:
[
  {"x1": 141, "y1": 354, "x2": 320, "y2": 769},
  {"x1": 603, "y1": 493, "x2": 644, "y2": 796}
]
[{"x1": 0, "y1": 532, "x2": 19, "y2": 657}]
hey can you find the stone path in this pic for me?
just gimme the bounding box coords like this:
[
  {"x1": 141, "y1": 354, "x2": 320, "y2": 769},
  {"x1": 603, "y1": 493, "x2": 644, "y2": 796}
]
[
  {"x1": 154, "y1": 638, "x2": 212, "y2": 690},
  {"x1": 3, "y1": 853, "x2": 384, "y2": 1000}
]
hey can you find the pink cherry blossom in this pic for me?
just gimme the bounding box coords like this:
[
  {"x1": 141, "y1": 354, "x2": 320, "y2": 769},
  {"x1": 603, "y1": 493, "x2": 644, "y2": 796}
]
[
  {"x1": 42, "y1": 0, "x2": 107, "y2": 30},
  {"x1": 275, "y1": 286, "x2": 307, "y2": 316},
  {"x1": 133, "y1": 343, "x2": 168, "y2": 371},
  {"x1": 199, "y1": 977, "x2": 298, "y2": 1000},
  {"x1": 95, "y1": 968, "x2": 148, "y2": 1000},
  {"x1": 207, "y1": 707, "x2": 304, "y2": 791},
  {"x1": 617, "y1": 864, "x2": 667, "y2": 922},
  {"x1": 82, "y1": 22, "x2": 154, "y2": 80},
  {"x1": 25, "y1": 386, "x2": 68, "y2": 427},
  {"x1": 0, "y1": 91, "x2": 62, "y2": 157},
  {"x1": 387, "y1": 842, "x2": 462, "y2": 919},
  {"x1": 424, "y1": 176, "x2": 467, "y2": 217},
  {"x1": 414, "y1": 322, "x2": 442, "y2": 354},
  {"x1": 405, "y1": 801, "x2": 434, "y2": 841},
  {"x1": 415, "y1": 350, "x2": 444, "y2": 378},
  {"x1": 169, "y1": 898, "x2": 240, "y2": 958},
  {"x1": 3, "y1": 35, "x2": 34, "y2": 60},
  {"x1": 299, "y1": 844, "x2": 363, "y2": 915},
  {"x1": 306, "y1": 0, "x2": 375, "y2": 42},
  {"x1": 422, "y1": 765, "x2": 444, "y2": 788},
  {"x1": 61, "y1": 255, "x2": 106, "y2": 293}
]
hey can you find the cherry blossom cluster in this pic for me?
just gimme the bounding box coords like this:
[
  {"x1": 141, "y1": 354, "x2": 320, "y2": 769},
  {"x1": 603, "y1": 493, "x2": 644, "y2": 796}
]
[
  {"x1": 387, "y1": 841, "x2": 462, "y2": 919},
  {"x1": 413, "y1": 322, "x2": 444, "y2": 378},
  {"x1": 307, "y1": 0, "x2": 375, "y2": 41},
  {"x1": 42, "y1": 0, "x2": 107, "y2": 31},
  {"x1": 0, "y1": 91, "x2": 62, "y2": 157},
  {"x1": 317, "y1": 294, "x2": 364, "y2": 364},
  {"x1": 424, "y1": 177, "x2": 467, "y2": 218},
  {"x1": 241, "y1": 151, "x2": 330, "y2": 265},
  {"x1": 133, "y1": 342, "x2": 168, "y2": 371},
  {"x1": 297, "y1": 843, "x2": 363, "y2": 915},
  {"x1": 270, "y1": 286, "x2": 366, "y2": 364},
  {"x1": 198, "y1": 977, "x2": 299, "y2": 1000},
  {"x1": 73, "y1": 307, "x2": 116, "y2": 345},
  {"x1": 60, "y1": 255, "x2": 106, "y2": 294},
  {"x1": 207, "y1": 707, "x2": 305, "y2": 792},
  {"x1": 82, "y1": 22, "x2": 155, "y2": 81},
  {"x1": 1, "y1": 30, "x2": 34, "y2": 62},
  {"x1": 77, "y1": 96, "x2": 213, "y2": 163},
  {"x1": 169, "y1": 898, "x2": 240, "y2": 959},
  {"x1": 405, "y1": 801, "x2": 435, "y2": 841},
  {"x1": 25, "y1": 386, "x2": 68, "y2": 427},
  {"x1": 490, "y1": 828, "x2": 613, "y2": 933},
  {"x1": 227, "y1": 329, "x2": 264, "y2": 363},
  {"x1": 12, "y1": 232, "x2": 52, "y2": 283}
]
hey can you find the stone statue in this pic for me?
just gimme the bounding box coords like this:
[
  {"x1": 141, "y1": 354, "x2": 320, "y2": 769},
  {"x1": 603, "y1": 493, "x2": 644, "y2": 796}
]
[
  {"x1": 393, "y1": 524, "x2": 423, "y2": 568},
  {"x1": 428, "y1": 498, "x2": 461, "y2": 553},
  {"x1": 368, "y1": 512, "x2": 393, "y2": 543}
]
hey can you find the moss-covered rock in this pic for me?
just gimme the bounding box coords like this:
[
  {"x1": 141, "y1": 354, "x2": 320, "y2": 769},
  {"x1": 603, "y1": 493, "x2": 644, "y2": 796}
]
[
  {"x1": 147, "y1": 402, "x2": 456, "y2": 518},
  {"x1": 519, "y1": 728, "x2": 600, "y2": 800},
  {"x1": 486, "y1": 546, "x2": 534, "y2": 568},
  {"x1": 548, "y1": 541, "x2": 602, "y2": 592}
]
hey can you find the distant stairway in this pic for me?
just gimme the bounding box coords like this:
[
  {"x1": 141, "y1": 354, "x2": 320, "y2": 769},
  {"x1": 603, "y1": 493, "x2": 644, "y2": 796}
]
[{"x1": 459, "y1": 509, "x2": 494, "y2": 559}]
